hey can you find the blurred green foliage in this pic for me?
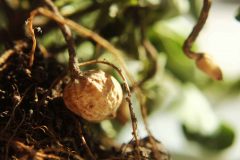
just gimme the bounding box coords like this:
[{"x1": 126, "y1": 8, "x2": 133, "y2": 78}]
[
  {"x1": 236, "y1": 6, "x2": 240, "y2": 21},
  {"x1": 182, "y1": 123, "x2": 235, "y2": 150}
]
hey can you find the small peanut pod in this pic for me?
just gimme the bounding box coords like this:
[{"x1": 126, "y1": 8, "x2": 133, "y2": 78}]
[
  {"x1": 196, "y1": 53, "x2": 223, "y2": 80},
  {"x1": 63, "y1": 70, "x2": 123, "y2": 122}
]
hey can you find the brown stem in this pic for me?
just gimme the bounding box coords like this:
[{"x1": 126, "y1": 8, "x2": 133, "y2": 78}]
[
  {"x1": 11, "y1": 141, "x2": 61, "y2": 159},
  {"x1": 28, "y1": 7, "x2": 134, "y2": 85},
  {"x1": 27, "y1": 13, "x2": 37, "y2": 67},
  {"x1": 183, "y1": 0, "x2": 211, "y2": 60},
  {"x1": 43, "y1": 0, "x2": 81, "y2": 79}
]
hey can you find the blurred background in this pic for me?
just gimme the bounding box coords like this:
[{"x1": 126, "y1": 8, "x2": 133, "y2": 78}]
[
  {"x1": 0, "y1": 0, "x2": 240, "y2": 159},
  {"x1": 114, "y1": 0, "x2": 240, "y2": 159},
  {"x1": 115, "y1": 1, "x2": 240, "y2": 160}
]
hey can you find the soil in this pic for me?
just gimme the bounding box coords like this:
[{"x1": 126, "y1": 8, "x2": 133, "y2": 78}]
[{"x1": 0, "y1": 41, "x2": 170, "y2": 159}]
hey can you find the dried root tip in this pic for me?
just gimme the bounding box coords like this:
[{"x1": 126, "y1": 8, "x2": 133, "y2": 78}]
[
  {"x1": 63, "y1": 70, "x2": 123, "y2": 122},
  {"x1": 195, "y1": 53, "x2": 223, "y2": 80}
]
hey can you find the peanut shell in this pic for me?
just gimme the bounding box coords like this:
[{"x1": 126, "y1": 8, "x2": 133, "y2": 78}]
[
  {"x1": 63, "y1": 70, "x2": 123, "y2": 122},
  {"x1": 196, "y1": 54, "x2": 222, "y2": 80}
]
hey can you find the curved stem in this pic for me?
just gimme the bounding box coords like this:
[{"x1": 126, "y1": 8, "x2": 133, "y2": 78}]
[
  {"x1": 27, "y1": 13, "x2": 37, "y2": 67},
  {"x1": 43, "y1": 0, "x2": 81, "y2": 79},
  {"x1": 28, "y1": 2, "x2": 81, "y2": 78},
  {"x1": 183, "y1": 0, "x2": 211, "y2": 60},
  {"x1": 182, "y1": 0, "x2": 223, "y2": 81}
]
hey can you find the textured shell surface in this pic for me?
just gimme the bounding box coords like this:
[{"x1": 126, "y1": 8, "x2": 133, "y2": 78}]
[{"x1": 63, "y1": 70, "x2": 123, "y2": 122}]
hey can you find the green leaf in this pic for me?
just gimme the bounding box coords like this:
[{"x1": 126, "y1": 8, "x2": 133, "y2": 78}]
[
  {"x1": 236, "y1": 7, "x2": 240, "y2": 22},
  {"x1": 182, "y1": 123, "x2": 235, "y2": 150},
  {"x1": 175, "y1": 84, "x2": 235, "y2": 150},
  {"x1": 149, "y1": 23, "x2": 195, "y2": 81}
]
